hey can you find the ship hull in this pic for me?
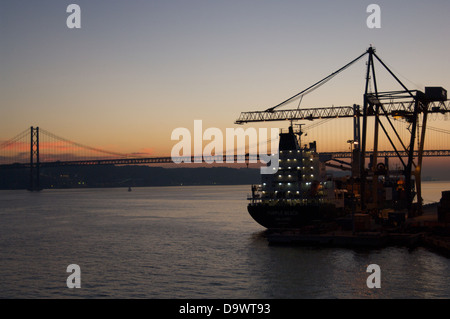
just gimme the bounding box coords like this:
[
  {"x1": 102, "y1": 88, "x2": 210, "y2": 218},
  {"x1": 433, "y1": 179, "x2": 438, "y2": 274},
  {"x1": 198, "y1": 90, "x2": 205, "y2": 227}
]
[{"x1": 248, "y1": 203, "x2": 343, "y2": 229}]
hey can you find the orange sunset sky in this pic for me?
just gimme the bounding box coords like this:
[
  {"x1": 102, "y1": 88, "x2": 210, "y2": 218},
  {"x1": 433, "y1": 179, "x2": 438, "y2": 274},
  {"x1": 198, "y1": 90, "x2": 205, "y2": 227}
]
[{"x1": 1, "y1": 1, "x2": 449, "y2": 163}]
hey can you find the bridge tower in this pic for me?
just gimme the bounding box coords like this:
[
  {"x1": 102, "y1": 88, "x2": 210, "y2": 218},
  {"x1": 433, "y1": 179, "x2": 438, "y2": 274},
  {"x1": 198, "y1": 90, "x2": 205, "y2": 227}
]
[{"x1": 29, "y1": 126, "x2": 41, "y2": 191}]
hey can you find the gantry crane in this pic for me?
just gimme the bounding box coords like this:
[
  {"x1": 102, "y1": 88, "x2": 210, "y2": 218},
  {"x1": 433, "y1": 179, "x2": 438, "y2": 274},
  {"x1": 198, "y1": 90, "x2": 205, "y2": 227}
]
[{"x1": 235, "y1": 46, "x2": 449, "y2": 215}]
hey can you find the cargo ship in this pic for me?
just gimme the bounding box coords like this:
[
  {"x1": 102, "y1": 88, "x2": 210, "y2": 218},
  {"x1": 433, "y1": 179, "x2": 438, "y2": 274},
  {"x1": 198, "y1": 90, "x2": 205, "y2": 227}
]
[
  {"x1": 242, "y1": 48, "x2": 449, "y2": 230},
  {"x1": 247, "y1": 124, "x2": 411, "y2": 229}
]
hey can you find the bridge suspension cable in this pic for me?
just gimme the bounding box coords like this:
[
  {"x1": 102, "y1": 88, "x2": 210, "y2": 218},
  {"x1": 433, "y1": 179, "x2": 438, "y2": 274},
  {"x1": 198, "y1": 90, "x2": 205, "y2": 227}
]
[
  {"x1": 38, "y1": 128, "x2": 134, "y2": 161},
  {"x1": 0, "y1": 128, "x2": 30, "y2": 165}
]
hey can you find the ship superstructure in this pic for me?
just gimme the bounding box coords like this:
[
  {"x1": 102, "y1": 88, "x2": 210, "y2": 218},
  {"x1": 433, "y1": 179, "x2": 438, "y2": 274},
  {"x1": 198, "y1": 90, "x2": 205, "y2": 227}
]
[
  {"x1": 248, "y1": 126, "x2": 348, "y2": 229},
  {"x1": 252, "y1": 126, "x2": 339, "y2": 208}
]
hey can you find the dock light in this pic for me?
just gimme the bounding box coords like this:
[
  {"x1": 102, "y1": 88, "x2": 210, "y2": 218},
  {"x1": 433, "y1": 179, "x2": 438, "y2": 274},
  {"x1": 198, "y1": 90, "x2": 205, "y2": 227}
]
[
  {"x1": 347, "y1": 139, "x2": 359, "y2": 151},
  {"x1": 392, "y1": 110, "x2": 411, "y2": 120}
]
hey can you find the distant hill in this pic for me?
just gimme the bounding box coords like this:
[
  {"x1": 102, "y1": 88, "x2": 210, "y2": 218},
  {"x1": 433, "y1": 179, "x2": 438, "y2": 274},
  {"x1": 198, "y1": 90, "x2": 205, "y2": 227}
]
[
  {"x1": 1, "y1": 159, "x2": 447, "y2": 190},
  {"x1": 0, "y1": 165, "x2": 261, "y2": 190}
]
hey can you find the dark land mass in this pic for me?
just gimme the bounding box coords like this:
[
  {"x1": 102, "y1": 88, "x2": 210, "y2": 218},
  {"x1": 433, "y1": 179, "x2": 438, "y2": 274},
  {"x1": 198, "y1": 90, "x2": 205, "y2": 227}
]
[
  {"x1": 0, "y1": 164, "x2": 446, "y2": 190},
  {"x1": 0, "y1": 165, "x2": 261, "y2": 190}
]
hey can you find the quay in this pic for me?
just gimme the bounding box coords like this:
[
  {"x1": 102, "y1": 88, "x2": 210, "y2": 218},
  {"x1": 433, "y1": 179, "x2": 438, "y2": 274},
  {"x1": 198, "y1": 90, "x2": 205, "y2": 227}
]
[
  {"x1": 267, "y1": 230, "x2": 425, "y2": 248},
  {"x1": 267, "y1": 196, "x2": 450, "y2": 256}
]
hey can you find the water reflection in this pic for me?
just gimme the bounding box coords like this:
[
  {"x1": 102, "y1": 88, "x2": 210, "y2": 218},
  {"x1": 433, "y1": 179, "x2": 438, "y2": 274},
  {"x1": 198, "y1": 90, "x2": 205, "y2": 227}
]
[
  {"x1": 246, "y1": 232, "x2": 450, "y2": 298},
  {"x1": 1, "y1": 185, "x2": 449, "y2": 298}
]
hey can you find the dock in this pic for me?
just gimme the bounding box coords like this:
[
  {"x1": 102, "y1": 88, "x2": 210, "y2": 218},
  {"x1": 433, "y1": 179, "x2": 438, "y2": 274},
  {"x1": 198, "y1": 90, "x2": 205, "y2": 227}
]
[
  {"x1": 266, "y1": 201, "x2": 450, "y2": 255},
  {"x1": 267, "y1": 230, "x2": 422, "y2": 248}
]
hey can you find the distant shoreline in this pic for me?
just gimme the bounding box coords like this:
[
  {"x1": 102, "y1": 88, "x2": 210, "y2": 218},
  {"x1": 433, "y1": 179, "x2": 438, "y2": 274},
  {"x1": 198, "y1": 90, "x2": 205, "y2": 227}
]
[
  {"x1": 1, "y1": 164, "x2": 449, "y2": 191},
  {"x1": 0, "y1": 166, "x2": 261, "y2": 190}
]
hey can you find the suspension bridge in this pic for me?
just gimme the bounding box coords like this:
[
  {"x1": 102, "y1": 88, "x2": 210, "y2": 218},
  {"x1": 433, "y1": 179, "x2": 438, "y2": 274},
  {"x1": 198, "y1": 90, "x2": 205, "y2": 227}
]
[{"x1": 1, "y1": 115, "x2": 450, "y2": 191}]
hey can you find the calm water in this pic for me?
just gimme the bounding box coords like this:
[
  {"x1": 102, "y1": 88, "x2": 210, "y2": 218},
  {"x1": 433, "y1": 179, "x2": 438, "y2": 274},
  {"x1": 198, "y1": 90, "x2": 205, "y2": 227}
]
[{"x1": 1, "y1": 182, "x2": 449, "y2": 299}]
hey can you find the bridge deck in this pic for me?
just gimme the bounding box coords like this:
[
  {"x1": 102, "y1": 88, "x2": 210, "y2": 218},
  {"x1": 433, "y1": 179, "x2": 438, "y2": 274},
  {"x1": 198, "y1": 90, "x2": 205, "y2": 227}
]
[{"x1": 1, "y1": 150, "x2": 449, "y2": 169}]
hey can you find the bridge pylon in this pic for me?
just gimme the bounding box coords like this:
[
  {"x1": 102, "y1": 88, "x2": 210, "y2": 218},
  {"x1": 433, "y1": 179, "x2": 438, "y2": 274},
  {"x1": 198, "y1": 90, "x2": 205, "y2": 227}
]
[{"x1": 28, "y1": 126, "x2": 41, "y2": 191}]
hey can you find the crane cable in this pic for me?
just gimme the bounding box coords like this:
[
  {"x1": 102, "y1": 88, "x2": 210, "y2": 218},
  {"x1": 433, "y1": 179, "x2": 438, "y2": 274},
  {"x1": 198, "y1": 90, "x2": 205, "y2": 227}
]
[{"x1": 265, "y1": 50, "x2": 368, "y2": 112}]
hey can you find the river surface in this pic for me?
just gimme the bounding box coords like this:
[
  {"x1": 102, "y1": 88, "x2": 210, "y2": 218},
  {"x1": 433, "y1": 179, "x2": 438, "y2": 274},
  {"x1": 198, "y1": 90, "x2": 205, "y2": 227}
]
[{"x1": 1, "y1": 182, "x2": 449, "y2": 298}]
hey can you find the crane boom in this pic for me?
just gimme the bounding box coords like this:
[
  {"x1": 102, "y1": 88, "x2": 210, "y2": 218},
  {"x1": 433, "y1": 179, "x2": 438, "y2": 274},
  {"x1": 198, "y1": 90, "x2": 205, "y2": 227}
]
[{"x1": 235, "y1": 100, "x2": 450, "y2": 124}]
